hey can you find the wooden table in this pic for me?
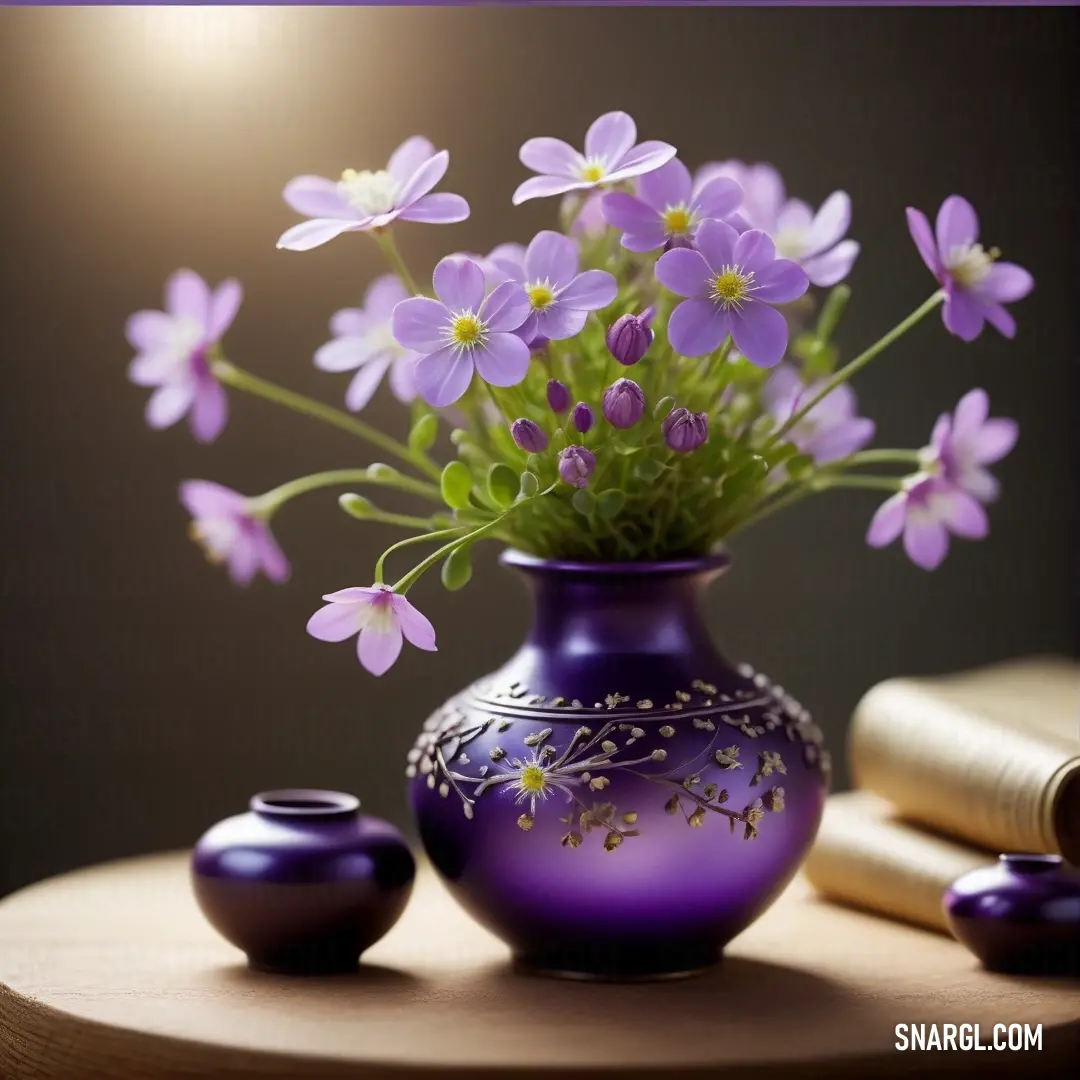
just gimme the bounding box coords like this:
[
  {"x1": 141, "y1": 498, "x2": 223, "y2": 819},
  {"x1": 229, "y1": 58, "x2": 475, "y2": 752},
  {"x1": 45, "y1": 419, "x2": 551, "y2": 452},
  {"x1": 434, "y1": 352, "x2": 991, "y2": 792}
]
[{"x1": 0, "y1": 853, "x2": 1077, "y2": 1078}]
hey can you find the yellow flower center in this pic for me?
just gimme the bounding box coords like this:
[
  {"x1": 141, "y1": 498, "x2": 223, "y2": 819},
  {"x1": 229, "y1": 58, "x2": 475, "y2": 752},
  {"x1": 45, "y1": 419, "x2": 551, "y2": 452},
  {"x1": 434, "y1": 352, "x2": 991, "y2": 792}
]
[
  {"x1": 449, "y1": 313, "x2": 483, "y2": 348},
  {"x1": 710, "y1": 266, "x2": 756, "y2": 310},
  {"x1": 518, "y1": 764, "x2": 548, "y2": 794},
  {"x1": 337, "y1": 168, "x2": 400, "y2": 216},
  {"x1": 579, "y1": 160, "x2": 605, "y2": 183},
  {"x1": 946, "y1": 243, "x2": 998, "y2": 289},
  {"x1": 662, "y1": 206, "x2": 692, "y2": 236},
  {"x1": 527, "y1": 282, "x2": 556, "y2": 311}
]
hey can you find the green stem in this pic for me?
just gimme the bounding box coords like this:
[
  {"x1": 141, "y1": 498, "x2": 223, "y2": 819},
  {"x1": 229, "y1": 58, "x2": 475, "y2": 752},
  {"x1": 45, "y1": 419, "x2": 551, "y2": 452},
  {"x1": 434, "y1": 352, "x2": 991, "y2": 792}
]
[
  {"x1": 728, "y1": 472, "x2": 903, "y2": 538},
  {"x1": 844, "y1": 448, "x2": 923, "y2": 467},
  {"x1": 374, "y1": 526, "x2": 469, "y2": 586},
  {"x1": 365, "y1": 510, "x2": 445, "y2": 531},
  {"x1": 251, "y1": 468, "x2": 441, "y2": 516},
  {"x1": 386, "y1": 481, "x2": 560, "y2": 594},
  {"x1": 210, "y1": 358, "x2": 441, "y2": 481},
  {"x1": 728, "y1": 486, "x2": 814, "y2": 536},
  {"x1": 391, "y1": 517, "x2": 506, "y2": 594},
  {"x1": 766, "y1": 290, "x2": 945, "y2": 449},
  {"x1": 813, "y1": 474, "x2": 905, "y2": 491},
  {"x1": 374, "y1": 230, "x2": 422, "y2": 296}
]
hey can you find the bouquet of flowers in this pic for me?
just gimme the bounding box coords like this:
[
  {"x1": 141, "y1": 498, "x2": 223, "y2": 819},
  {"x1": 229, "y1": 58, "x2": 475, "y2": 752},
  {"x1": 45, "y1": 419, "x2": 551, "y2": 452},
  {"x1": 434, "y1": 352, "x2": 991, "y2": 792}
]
[{"x1": 126, "y1": 111, "x2": 1031, "y2": 677}]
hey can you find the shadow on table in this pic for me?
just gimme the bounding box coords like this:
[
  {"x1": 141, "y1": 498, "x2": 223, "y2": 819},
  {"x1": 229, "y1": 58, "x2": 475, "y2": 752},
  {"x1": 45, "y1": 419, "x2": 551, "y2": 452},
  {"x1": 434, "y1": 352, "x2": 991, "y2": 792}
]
[
  {"x1": 213, "y1": 961, "x2": 423, "y2": 989},
  {"x1": 210, "y1": 952, "x2": 852, "y2": 1023}
]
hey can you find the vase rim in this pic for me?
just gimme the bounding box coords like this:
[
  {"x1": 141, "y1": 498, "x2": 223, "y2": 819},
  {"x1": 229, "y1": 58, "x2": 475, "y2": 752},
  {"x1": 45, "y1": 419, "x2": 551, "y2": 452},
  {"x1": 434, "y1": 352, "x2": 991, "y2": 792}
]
[
  {"x1": 250, "y1": 789, "x2": 360, "y2": 819},
  {"x1": 499, "y1": 548, "x2": 730, "y2": 577}
]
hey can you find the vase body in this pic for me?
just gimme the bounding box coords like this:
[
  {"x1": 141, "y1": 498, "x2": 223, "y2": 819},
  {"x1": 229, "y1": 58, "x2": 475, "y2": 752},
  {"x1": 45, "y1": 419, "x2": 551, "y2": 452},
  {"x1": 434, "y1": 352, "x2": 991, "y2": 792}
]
[
  {"x1": 409, "y1": 551, "x2": 830, "y2": 979},
  {"x1": 943, "y1": 854, "x2": 1080, "y2": 975},
  {"x1": 192, "y1": 789, "x2": 415, "y2": 974}
]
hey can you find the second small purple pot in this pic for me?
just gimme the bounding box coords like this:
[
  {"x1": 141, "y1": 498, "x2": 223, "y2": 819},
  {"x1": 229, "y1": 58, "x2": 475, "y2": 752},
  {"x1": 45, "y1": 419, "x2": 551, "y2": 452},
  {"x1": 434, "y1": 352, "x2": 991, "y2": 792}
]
[
  {"x1": 944, "y1": 854, "x2": 1080, "y2": 975},
  {"x1": 409, "y1": 552, "x2": 830, "y2": 980},
  {"x1": 192, "y1": 789, "x2": 415, "y2": 974}
]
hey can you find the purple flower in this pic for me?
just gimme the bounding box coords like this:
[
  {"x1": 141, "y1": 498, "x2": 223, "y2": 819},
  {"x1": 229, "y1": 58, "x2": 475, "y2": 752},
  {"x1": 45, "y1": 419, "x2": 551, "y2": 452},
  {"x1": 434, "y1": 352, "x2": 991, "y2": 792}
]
[
  {"x1": 513, "y1": 110, "x2": 676, "y2": 205},
  {"x1": 306, "y1": 583, "x2": 437, "y2": 677},
  {"x1": 695, "y1": 161, "x2": 860, "y2": 287},
  {"x1": 314, "y1": 275, "x2": 419, "y2": 412},
  {"x1": 662, "y1": 408, "x2": 709, "y2": 454},
  {"x1": 126, "y1": 269, "x2": 239, "y2": 443},
  {"x1": 391, "y1": 256, "x2": 532, "y2": 408},
  {"x1": 601, "y1": 157, "x2": 743, "y2": 253},
  {"x1": 546, "y1": 378, "x2": 572, "y2": 414},
  {"x1": 925, "y1": 388, "x2": 1018, "y2": 503},
  {"x1": 656, "y1": 219, "x2": 808, "y2": 367},
  {"x1": 277, "y1": 136, "x2": 469, "y2": 252},
  {"x1": 866, "y1": 476, "x2": 988, "y2": 572},
  {"x1": 906, "y1": 196, "x2": 1034, "y2": 341},
  {"x1": 558, "y1": 445, "x2": 596, "y2": 489},
  {"x1": 486, "y1": 230, "x2": 617, "y2": 341},
  {"x1": 511, "y1": 418, "x2": 549, "y2": 453},
  {"x1": 763, "y1": 365, "x2": 875, "y2": 464},
  {"x1": 573, "y1": 402, "x2": 595, "y2": 434},
  {"x1": 606, "y1": 311, "x2": 654, "y2": 366},
  {"x1": 603, "y1": 378, "x2": 646, "y2": 429},
  {"x1": 179, "y1": 481, "x2": 289, "y2": 586}
]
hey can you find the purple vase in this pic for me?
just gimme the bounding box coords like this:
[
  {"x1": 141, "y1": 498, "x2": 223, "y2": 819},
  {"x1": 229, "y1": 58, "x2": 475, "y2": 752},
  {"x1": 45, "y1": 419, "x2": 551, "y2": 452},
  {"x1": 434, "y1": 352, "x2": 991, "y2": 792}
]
[
  {"x1": 408, "y1": 551, "x2": 830, "y2": 980},
  {"x1": 943, "y1": 854, "x2": 1080, "y2": 975},
  {"x1": 192, "y1": 789, "x2": 415, "y2": 974}
]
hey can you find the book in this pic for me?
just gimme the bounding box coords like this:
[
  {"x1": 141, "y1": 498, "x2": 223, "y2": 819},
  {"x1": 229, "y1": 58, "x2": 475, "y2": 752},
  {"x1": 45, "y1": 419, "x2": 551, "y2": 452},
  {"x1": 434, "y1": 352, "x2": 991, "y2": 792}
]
[
  {"x1": 803, "y1": 791, "x2": 994, "y2": 932},
  {"x1": 847, "y1": 657, "x2": 1080, "y2": 865}
]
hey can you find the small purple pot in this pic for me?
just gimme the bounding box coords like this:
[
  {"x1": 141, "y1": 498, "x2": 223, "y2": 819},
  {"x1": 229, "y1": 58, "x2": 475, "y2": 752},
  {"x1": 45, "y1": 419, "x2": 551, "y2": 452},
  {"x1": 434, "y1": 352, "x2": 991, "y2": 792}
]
[
  {"x1": 944, "y1": 854, "x2": 1080, "y2": 975},
  {"x1": 408, "y1": 552, "x2": 829, "y2": 980},
  {"x1": 192, "y1": 789, "x2": 415, "y2": 975}
]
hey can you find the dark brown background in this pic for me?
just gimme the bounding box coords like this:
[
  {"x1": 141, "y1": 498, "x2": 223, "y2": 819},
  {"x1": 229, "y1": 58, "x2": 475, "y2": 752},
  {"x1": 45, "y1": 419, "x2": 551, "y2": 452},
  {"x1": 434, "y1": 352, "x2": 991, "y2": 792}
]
[{"x1": 1, "y1": 5, "x2": 1076, "y2": 898}]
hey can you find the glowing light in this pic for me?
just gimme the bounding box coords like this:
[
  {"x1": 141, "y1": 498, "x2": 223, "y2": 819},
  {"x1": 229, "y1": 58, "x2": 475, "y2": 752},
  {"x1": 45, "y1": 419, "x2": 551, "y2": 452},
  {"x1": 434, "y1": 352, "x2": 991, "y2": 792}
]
[{"x1": 115, "y1": 7, "x2": 280, "y2": 88}]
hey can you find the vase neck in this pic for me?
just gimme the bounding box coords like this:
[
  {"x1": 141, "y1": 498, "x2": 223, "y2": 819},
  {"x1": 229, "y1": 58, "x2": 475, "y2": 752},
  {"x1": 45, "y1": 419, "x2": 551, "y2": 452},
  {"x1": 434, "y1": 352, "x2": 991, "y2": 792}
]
[
  {"x1": 527, "y1": 570, "x2": 717, "y2": 656},
  {"x1": 496, "y1": 554, "x2": 730, "y2": 699}
]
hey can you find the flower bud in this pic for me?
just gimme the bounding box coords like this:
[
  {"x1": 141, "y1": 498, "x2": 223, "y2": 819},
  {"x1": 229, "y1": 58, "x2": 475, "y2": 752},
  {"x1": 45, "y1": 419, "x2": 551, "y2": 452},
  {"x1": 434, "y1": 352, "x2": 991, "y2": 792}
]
[
  {"x1": 558, "y1": 445, "x2": 596, "y2": 489},
  {"x1": 529, "y1": 333, "x2": 550, "y2": 355},
  {"x1": 546, "y1": 378, "x2": 571, "y2": 414},
  {"x1": 510, "y1": 418, "x2": 549, "y2": 453},
  {"x1": 605, "y1": 312, "x2": 654, "y2": 367},
  {"x1": 572, "y1": 402, "x2": 595, "y2": 434},
  {"x1": 662, "y1": 407, "x2": 710, "y2": 454},
  {"x1": 602, "y1": 378, "x2": 646, "y2": 430}
]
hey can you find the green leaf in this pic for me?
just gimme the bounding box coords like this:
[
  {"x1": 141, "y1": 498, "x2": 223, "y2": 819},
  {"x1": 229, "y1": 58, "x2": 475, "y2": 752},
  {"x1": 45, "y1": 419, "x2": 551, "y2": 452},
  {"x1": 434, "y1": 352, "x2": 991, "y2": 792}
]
[
  {"x1": 452, "y1": 507, "x2": 492, "y2": 526},
  {"x1": 763, "y1": 443, "x2": 799, "y2": 469},
  {"x1": 571, "y1": 489, "x2": 596, "y2": 516},
  {"x1": 551, "y1": 429, "x2": 569, "y2": 454},
  {"x1": 440, "y1": 461, "x2": 473, "y2": 510},
  {"x1": 407, "y1": 411, "x2": 438, "y2": 453},
  {"x1": 610, "y1": 440, "x2": 642, "y2": 457},
  {"x1": 338, "y1": 493, "x2": 375, "y2": 519},
  {"x1": 786, "y1": 452, "x2": 815, "y2": 479},
  {"x1": 487, "y1": 463, "x2": 519, "y2": 509},
  {"x1": 595, "y1": 490, "x2": 625, "y2": 519},
  {"x1": 489, "y1": 422, "x2": 520, "y2": 461},
  {"x1": 468, "y1": 489, "x2": 495, "y2": 512},
  {"x1": 635, "y1": 457, "x2": 666, "y2": 482},
  {"x1": 652, "y1": 396, "x2": 675, "y2": 421},
  {"x1": 441, "y1": 545, "x2": 473, "y2": 591},
  {"x1": 519, "y1": 471, "x2": 539, "y2": 498}
]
